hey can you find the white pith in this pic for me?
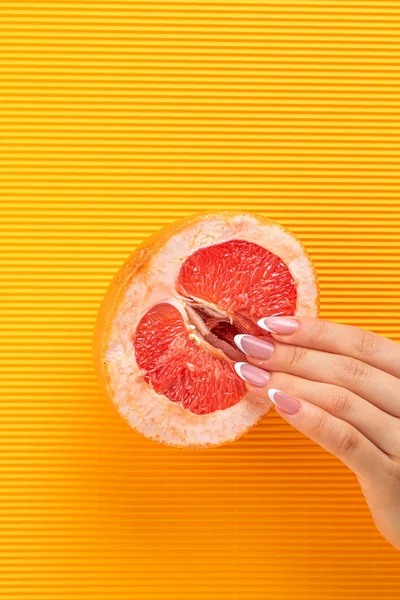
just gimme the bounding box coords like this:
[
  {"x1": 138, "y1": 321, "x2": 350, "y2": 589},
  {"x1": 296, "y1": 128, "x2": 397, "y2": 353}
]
[{"x1": 104, "y1": 213, "x2": 318, "y2": 447}]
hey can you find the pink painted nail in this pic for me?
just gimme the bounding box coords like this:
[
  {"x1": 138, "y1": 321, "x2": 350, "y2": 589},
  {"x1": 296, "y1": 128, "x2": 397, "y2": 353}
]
[
  {"x1": 234, "y1": 362, "x2": 270, "y2": 387},
  {"x1": 257, "y1": 316, "x2": 299, "y2": 335},
  {"x1": 234, "y1": 334, "x2": 274, "y2": 359},
  {"x1": 268, "y1": 388, "x2": 300, "y2": 415}
]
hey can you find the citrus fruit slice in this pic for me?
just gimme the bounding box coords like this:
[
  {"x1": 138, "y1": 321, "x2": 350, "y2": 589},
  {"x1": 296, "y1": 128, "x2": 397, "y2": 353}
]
[{"x1": 94, "y1": 211, "x2": 318, "y2": 447}]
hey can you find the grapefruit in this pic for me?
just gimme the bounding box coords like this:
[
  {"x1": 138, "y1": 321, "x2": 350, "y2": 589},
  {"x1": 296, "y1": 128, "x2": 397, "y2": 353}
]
[{"x1": 93, "y1": 211, "x2": 318, "y2": 447}]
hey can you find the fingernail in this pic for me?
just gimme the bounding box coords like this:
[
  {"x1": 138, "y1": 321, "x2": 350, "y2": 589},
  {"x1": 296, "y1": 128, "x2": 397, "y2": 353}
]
[
  {"x1": 268, "y1": 388, "x2": 300, "y2": 415},
  {"x1": 257, "y1": 316, "x2": 299, "y2": 335},
  {"x1": 234, "y1": 334, "x2": 274, "y2": 359},
  {"x1": 234, "y1": 362, "x2": 270, "y2": 387}
]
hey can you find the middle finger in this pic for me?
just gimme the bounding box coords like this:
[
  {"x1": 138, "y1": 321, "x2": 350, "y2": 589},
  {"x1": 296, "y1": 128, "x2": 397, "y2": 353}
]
[{"x1": 244, "y1": 338, "x2": 400, "y2": 417}]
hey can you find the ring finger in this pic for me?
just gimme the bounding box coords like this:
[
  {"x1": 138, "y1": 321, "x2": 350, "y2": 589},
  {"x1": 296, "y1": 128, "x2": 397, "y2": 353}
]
[{"x1": 235, "y1": 336, "x2": 400, "y2": 417}]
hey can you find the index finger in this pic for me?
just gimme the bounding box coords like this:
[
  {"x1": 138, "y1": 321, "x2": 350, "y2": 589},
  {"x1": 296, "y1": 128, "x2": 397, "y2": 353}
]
[{"x1": 258, "y1": 316, "x2": 400, "y2": 378}]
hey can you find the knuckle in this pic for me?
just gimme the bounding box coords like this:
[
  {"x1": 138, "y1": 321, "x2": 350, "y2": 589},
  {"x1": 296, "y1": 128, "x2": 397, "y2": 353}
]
[
  {"x1": 268, "y1": 373, "x2": 294, "y2": 395},
  {"x1": 309, "y1": 411, "x2": 329, "y2": 440},
  {"x1": 287, "y1": 346, "x2": 308, "y2": 371},
  {"x1": 336, "y1": 357, "x2": 368, "y2": 387},
  {"x1": 326, "y1": 386, "x2": 353, "y2": 418},
  {"x1": 353, "y1": 328, "x2": 381, "y2": 358},
  {"x1": 383, "y1": 460, "x2": 400, "y2": 489},
  {"x1": 335, "y1": 425, "x2": 360, "y2": 456},
  {"x1": 312, "y1": 319, "x2": 330, "y2": 343}
]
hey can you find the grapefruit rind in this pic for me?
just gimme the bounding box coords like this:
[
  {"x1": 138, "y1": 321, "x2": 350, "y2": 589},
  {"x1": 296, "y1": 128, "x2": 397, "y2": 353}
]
[{"x1": 94, "y1": 211, "x2": 319, "y2": 448}]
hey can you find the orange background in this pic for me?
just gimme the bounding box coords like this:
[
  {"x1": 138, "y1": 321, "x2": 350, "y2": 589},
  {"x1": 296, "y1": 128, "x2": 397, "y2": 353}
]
[{"x1": 1, "y1": 1, "x2": 400, "y2": 598}]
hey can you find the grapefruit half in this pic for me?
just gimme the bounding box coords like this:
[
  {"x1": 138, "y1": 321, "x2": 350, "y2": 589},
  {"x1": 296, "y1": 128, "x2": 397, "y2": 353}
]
[{"x1": 94, "y1": 211, "x2": 318, "y2": 448}]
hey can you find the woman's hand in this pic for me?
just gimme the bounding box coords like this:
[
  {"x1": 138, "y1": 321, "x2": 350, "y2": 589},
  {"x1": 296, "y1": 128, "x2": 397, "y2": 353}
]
[{"x1": 233, "y1": 317, "x2": 400, "y2": 550}]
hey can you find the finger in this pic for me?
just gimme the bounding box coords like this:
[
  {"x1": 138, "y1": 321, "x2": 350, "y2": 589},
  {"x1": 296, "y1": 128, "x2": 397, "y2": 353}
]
[
  {"x1": 257, "y1": 316, "x2": 400, "y2": 378},
  {"x1": 258, "y1": 371, "x2": 400, "y2": 456},
  {"x1": 246, "y1": 380, "x2": 392, "y2": 484},
  {"x1": 237, "y1": 336, "x2": 400, "y2": 418}
]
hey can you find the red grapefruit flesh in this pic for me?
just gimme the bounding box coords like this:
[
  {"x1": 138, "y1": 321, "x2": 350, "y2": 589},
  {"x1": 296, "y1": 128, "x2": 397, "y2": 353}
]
[
  {"x1": 134, "y1": 240, "x2": 297, "y2": 416},
  {"x1": 134, "y1": 303, "x2": 246, "y2": 415},
  {"x1": 93, "y1": 211, "x2": 318, "y2": 447},
  {"x1": 178, "y1": 240, "x2": 297, "y2": 321}
]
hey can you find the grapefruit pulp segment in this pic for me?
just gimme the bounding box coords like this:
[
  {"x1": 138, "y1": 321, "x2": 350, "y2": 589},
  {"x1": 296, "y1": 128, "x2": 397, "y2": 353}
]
[
  {"x1": 177, "y1": 239, "x2": 297, "y2": 320},
  {"x1": 134, "y1": 303, "x2": 246, "y2": 415},
  {"x1": 135, "y1": 239, "x2": 298, "y2": 416}
]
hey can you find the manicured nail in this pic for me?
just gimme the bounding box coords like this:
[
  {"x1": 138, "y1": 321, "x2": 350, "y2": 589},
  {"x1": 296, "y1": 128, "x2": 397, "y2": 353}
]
[
  {"x1": 234, "y1": 362, "x2": 270, "y2": 387},
  {"x1": 268, "y1": 388, "x2": 300, "y2": 415},
  {"x1": 234, "y1": 334, "x2": 274, "y2": 359},
  {"x1": 257, "y1": 316, "x2": 299, "y2": 335}
]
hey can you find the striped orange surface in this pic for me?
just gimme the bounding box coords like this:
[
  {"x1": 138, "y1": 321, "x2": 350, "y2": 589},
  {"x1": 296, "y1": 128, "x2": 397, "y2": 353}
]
[{"x1": 1, "y1": 1, "x2": 400, "y2": 598}]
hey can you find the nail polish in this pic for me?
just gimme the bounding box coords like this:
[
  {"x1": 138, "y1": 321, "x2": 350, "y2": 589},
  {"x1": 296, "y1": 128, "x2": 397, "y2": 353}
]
[
  {"x1": 234, "y1": 334, "x2": 274, "y2": 360},
  {"x1": 234, "y1": 362, "x2": 270, "y2": 387},
  {"x1": 257, "y1": 316, "x2": 299, "y2": 335},
  {"x1": 268, "y1": 388, "x2": 300, "y2": 415}
]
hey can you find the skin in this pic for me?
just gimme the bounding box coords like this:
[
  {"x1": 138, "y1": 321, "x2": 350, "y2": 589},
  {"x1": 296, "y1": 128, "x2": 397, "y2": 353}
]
[{"x1": 241, "y1": 317, "x2": 400, "y2": 551}]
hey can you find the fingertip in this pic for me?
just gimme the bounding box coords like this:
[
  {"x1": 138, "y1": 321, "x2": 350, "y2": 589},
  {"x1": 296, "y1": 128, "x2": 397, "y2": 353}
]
[
  {"x1": 268, "y1": 388, "x2": 301, "y2": 415},
  {"x1": 257, "y1": 316, "x2": 299, "y2": 336}
]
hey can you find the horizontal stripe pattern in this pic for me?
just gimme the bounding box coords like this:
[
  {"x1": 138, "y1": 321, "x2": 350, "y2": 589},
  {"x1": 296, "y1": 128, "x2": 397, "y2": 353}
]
[{"x1": 1, "y1": 1, "x2": 400, "y2": 599}]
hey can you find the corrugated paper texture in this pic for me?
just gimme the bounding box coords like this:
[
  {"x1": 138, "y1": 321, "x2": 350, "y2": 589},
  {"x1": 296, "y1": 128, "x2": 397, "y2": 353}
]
[{"x1": 1, "y1": 1, "x2": 400, "y2": 598}]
